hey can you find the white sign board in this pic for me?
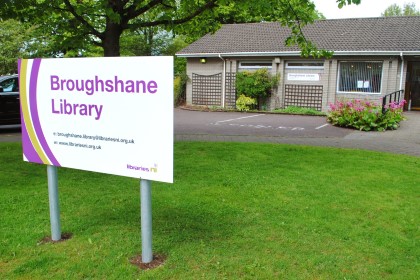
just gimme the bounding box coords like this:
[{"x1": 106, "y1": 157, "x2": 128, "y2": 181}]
[
  {"x1": 19, "y1": 57, "x2": 173, "y2": 183},
  {"x1": 287, "y1": 73, "x2": 320, "y2": 81}
]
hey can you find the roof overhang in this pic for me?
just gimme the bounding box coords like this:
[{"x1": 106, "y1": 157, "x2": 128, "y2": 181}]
[{"x1": 176, "y1": 51, "x2": 420, "y2": 58}]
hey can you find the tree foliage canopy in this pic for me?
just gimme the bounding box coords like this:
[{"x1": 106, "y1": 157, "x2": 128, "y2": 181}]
[
  {"x1": 382, "y1": 2, "x2": 420, "y2": 16},
  {"x1": 0, "y1": 0, "x2": 361, "y2": 58},
  {"x1": 0, "y1": 19, "x2": 28, "y2": 74},
  {"x1": 0, "y1": 19, "x2": 52, "y2": 74}
]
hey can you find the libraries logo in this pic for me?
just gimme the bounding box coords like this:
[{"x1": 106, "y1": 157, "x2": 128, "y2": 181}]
[{"x1": 127, "y1": 164, "x2": 158, "y2": 173}]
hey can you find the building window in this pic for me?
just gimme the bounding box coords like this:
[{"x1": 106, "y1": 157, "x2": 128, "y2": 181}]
[
  {"x1": 285, "y1": 61, "x2": 324, "y2": 69},
  {"x1": 238, "y1": 61, "x2": 272, "y2": 70},
  {"x1": 338, "y1": 61, "x2": 383, "y2": 94}
]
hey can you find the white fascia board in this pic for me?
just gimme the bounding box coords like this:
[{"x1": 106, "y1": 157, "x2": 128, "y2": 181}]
[
  {"x1": 175, "y1": 52, "x2": 300, "y2": 57},
  {"x1": 176, "y1": 50, "x2": 420, "y2": 58},
  {"x1": 333, "y1": 51, "x2": 420, "y2": 56}
]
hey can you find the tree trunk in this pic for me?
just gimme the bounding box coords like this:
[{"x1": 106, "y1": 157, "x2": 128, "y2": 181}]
[{"x1": 103, "y1": 20, "x2": 123, "y2": 57}]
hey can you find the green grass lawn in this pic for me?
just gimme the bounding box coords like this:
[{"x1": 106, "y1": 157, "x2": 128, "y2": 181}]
[{"x1": 0, "y1": 142, "x2": 419, "y2": 279}]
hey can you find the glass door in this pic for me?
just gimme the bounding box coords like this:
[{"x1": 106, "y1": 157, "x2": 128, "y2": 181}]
[{"x1": 407, "y1": 62, "x2": 420, "y2": 110}]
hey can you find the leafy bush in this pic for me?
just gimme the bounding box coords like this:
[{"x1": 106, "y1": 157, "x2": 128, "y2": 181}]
[
  {"x1": 174, "y1": 73, "x2": 188, "y2": 106},
  {"x1": 327, "y1": 99, "x2": 406, "y2": 131},
  {"x1": 236, "y1": 94, "x2": 257, "y2": 111},
  {"x1": 235, "y1": 68, "x2": 279, "y2": 99}
]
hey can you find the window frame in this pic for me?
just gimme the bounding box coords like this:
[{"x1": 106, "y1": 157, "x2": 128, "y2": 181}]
[
  {"x1": 337, "y1": 61, "x2": 383, "y2": 95},
  {"x1": 285, "y1": 61, "x2": 324, "y2": 70},
  {"x1": 238, "y1": 61, "x2": 273, "y2": 70}
]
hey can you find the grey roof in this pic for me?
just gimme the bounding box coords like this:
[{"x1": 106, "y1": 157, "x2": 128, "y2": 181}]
[{"x1": 177, "y1": 16, "x2": 420, "y2": 56}]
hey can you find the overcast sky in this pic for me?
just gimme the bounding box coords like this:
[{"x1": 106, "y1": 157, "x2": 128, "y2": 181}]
[{"x1": 312, "y1": 0, "x2": 420, "y2": 19}]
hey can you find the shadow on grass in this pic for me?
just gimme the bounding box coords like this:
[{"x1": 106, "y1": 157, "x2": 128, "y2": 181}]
[
  {"x1": 154, "y1": 204, "x2": 239, "y2": 245},
  {"x1": 60, "y1": 185, "x2": 239, "y2": 252}
]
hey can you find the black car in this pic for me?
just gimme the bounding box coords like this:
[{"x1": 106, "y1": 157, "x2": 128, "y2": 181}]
[{"x1": 0, "y1": 74, "x2": 20, "y2": 125}]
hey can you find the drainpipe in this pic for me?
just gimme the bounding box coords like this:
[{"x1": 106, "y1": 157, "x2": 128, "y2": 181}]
[
  {"x1": 219, "y1": 54, "x2": 226, "y2": 108},
  {"x1": 400, "y1": 52, "x2": 409, "y2": 110}
]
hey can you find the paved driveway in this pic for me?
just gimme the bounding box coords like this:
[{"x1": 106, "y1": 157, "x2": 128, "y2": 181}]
[
  {"x1": 0, "y1": 125, "x2": 21, "y2": 142},
  {"x1": 175, "y1": 109, "x2": 420, "y2": 157},
  {"x1": 175, "y1": 109, "x2": 351, "y2": 138}
]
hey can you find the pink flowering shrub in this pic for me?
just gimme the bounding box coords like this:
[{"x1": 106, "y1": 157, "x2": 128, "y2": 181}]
[{"x1": 327, "y1": 99, "x2": 406, "y2": 131}]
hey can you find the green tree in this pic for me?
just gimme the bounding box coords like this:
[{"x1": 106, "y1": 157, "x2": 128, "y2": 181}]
[
  {"x1": 382, "y1": 2, "x2": 420, "y2": 16},
  {"x1": 0, "y1": 19, "x2": 53, "y2": 74},
  {"x1": 1, "y1": 0, "x2": 360, "y2": 58},
  {"x1": 0, "y1": 19, "x2": 23, "y2": 74},
  {"x1": 161, "y1": 36, "x2": 189, "y2": 76},
  {"x1": 120, "y1": 31, "x2": 188, "y2": 75}
]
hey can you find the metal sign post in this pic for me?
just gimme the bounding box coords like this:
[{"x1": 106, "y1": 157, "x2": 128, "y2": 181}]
[
  {"x1": 47, "y1": 165, "x2": 61, "y2": 241},
  {"x1": 140, "y1": 179, "x2": 153, "y2": 263}
]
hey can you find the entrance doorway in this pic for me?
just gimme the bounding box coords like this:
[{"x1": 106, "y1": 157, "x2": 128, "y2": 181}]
[{"x1": 405, "y1": 62, "x2": 420, "y2": 111}]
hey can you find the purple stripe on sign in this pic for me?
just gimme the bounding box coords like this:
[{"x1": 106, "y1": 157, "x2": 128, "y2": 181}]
[
  {"x1": 29, "y1": 59, "x2": 60, "y2": 166},
  {"x1": 21, "y1": 116, "x2": 43, "y2": 164},
  {"x1": 18, "y1": 59, "x2": 42, "y2": 163},
  {"x1": 19, "y1": 60, "x2": 42, "y2": 163}
]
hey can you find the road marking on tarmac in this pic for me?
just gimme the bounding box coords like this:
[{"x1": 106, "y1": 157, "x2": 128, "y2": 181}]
[
  {"x1": 215, "y1": 114, "x2": 264, "y2": 124},
  {"x1": 315, "y1": 123, "x2": 329, "y2": 130}
]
